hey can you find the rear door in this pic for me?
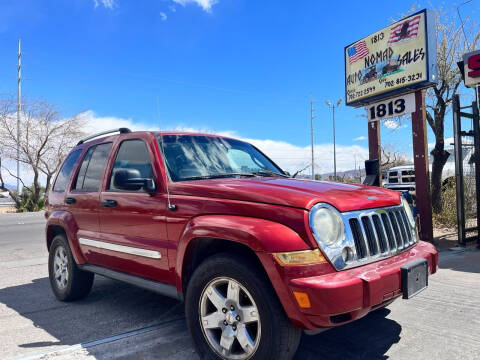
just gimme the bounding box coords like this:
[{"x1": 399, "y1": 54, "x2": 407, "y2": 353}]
[
  {"x1": 95, "y1": 135, "x2": 171, "y2": 284},
  {"x1": 48, "y1": 149, "x2": 83, "y2": 210},
  {"x1": 66, "y1": 142, "x2": 112, "y2": 245}
]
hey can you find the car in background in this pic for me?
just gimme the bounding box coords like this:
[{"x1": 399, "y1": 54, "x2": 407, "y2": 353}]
[{"x1": 383, "y1": 146, "x2": 475, "y2": 196}]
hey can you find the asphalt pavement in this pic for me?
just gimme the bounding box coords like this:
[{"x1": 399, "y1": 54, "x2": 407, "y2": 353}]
[{"x1": 1, "y1": 212, "x2": 479, "y2": 360}]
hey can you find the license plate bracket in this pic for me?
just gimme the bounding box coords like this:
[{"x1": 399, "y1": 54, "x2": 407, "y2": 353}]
[{"x1": 401, "y1": 259, "x2": 428, "y2": 299}]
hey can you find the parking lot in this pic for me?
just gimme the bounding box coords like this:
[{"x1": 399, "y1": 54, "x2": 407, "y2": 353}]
[{"x1": 1, "y1": 212, "x2": 480, "y2": 360}]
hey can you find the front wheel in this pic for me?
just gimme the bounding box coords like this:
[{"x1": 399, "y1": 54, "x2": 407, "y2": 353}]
[{"x1": 185, "y1": 253, "x2": 301, "y2": 360}]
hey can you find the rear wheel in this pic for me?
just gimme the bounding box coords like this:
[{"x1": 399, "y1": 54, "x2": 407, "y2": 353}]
[
  {"x1": 48, "y1": 234, "x2": 94, "y2": 301},
  {"x1": 186, "y1": 253, "x2": 301, "y2": 360}
]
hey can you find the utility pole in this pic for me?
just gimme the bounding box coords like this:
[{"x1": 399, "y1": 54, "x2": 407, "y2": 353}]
[
  {"x1": 310, "y1": 94, "x2": 316, "y2": 180},
  {"x1": 17, "y1": 38, "x2": 21, "y2": 196},
  {"x1": 325, "y1": 98, "x2": 342, "y2": 181}
]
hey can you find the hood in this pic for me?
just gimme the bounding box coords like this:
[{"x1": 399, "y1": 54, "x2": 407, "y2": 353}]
[{"x1": 169, "y1": 177, "x2": 401, "y2": 212}]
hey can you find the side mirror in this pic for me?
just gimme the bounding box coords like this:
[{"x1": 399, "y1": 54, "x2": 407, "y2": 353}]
[{"x1": 113, "y1": 169, "x2": 156, "y2": 193}]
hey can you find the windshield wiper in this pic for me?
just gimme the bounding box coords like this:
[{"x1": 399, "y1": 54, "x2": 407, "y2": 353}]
[
  {"x1": 251, "y1": 170, "x2": 290, "y2": 178},
  {"x1": 181, "y1": 173, "x2": 256, "y2": 181}
]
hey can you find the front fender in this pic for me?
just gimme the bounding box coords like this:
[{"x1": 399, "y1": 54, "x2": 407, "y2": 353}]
[
  {"x1": 45, "y1": 210, "x2": 86, "y2": 265},
  {"x1": 175, "y1": 214, "x2": 311, "y2": 288}
]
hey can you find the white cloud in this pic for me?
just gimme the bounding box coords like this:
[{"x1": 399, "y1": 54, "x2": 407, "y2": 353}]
[
  {"x1": 383, "y1": 119, "x2": 401, "y2": 130},
  {"x1": 169, "y1": 5, "x2": 177, "y2": 12},
  {"x1": 1, "y1": 111, "x2": 369, "y2": 187},
  {"x1": 353, "y1": 136, "x2": 366, "y2": 141},
  {"x1": 173, "y1": 0, "x2": 218, "y2": 12},
  {"x1": 160, "y1": 12, "x2": 168, "y2": 21},
  {"x1": 93, "y1": 0, "x2": 116, "y2": 9},
  {"x1": 428, "y1": 137, "x2": 456, "y2": 150},
  {"x1": 77, "y1": 110, "x2": 155, "y2": 133},
  {"x1": 80, "y1": 111, "x2": 369, "y2": 176}
]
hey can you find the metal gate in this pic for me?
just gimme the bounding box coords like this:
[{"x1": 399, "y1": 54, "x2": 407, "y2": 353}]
[{"x1": 452, "y1": 94, "x2": 480, "y2": 246}]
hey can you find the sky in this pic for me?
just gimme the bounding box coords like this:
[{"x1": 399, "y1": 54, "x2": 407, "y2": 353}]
[{"x1": 0, "y1": 0, "x2": 478, "y2": 185}]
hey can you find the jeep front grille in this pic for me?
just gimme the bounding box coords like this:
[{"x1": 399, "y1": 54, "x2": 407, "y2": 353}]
[
  {"x1": 347, "y1": 206, "x2": 416, "y2": 261},
  {"x1": 310, "y1": 204, "x2": 417, "y2": 271}
]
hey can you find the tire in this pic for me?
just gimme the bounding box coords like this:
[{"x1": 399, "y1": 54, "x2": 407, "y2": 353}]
[
  {"x1": 185, "y1": 253, "x2": 301, "y2": 360},
  {"x1": 48, "y1": 234, "x2": 94, "y2": 301}
]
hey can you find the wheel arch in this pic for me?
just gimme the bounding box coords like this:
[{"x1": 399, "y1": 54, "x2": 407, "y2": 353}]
[
  {"x1": 45, "y1": 210, "x2": 86, "y2": 264},
  {"x1": 181, "y1": 237, "x2": 267, "y2": 295},
  {"x1": 175, "y1": 214, "x2": 311, "y2": 292},
  {"x1": 46, "y1": 225, "x2": 67, "y2": 251},
  {"x1": 175, "y1": 215, "x2": 314, "y2": 330}
]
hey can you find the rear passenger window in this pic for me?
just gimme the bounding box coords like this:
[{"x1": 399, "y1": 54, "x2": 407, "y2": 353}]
[
  {"x1": 73, "y1": 143, "x2": 112, "y2": 192},
  {"x1": 109, "y1": 140, "x2": 153, "y2": 192},
  {"x1": 53, "y1": 150, "x2": 82, "y2": 192}
]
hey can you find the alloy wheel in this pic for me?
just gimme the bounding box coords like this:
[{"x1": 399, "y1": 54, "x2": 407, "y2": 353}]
[
  {"x1": 53, "y1": 245, "x2": 69, "y2": 289},
  {"x1": 199, "y1": 277, "x2": 261, "y2": 359}
]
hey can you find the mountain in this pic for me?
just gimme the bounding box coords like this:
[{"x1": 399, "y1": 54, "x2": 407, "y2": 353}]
[{"x1": 1, "y1": 184, "x2": 16, "y2": 190}]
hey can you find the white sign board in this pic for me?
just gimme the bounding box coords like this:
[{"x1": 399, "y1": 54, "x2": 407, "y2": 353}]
[
  {"x1": 366, "y1": 92, "x2": 416, "y2": 121},
  {"x1": 345, "y1": 9, "x2": 437, "y2": 107}
]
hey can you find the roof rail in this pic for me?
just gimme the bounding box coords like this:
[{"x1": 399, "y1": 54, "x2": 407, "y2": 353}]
[{"x1": 77, "y1": 128, "x2": 132, "y2": 145}]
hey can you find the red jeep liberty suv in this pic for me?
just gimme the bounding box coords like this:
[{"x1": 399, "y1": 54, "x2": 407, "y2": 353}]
[{"x1": 45, "y1": 128, "x2": 438, "y2": 360}]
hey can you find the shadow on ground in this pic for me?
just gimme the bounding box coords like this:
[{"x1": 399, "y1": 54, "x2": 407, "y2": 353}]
[
  {"x1": 0, "y1": 275, "x2": 184, "y2": 356},
  {"x1": 438, "y1": 248, "x2": 480, "y2": 274},
  {"x1": 0, "y1": 275, "x2": 403, "y2": 359},
  {"x1": 294, "y1": 308, "x2": 401, "y2": 360}
]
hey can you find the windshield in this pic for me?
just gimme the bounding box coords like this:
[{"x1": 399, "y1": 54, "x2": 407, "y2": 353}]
[{"x1": 158, "y1": 135, "x2": 285, "y2": 181}]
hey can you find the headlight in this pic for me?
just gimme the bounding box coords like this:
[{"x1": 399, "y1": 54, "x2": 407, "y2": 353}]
[
  {"x1": 402, "y1": 197, "x2": 415, "y2": 228},
  {"x1": 309, "y1": 203, "x2": 345, "y2": 247}
]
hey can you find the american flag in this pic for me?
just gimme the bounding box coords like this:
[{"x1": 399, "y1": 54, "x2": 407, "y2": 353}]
[
  {"x1": 388, "y1": 15, "x2": 421, "y2": 44},
  {"x1": 347, "y1": 41, "x2": 369, "y2": 64}
]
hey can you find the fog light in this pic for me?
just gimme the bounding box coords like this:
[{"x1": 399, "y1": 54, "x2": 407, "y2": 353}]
[
  {"x1": 293, "y1": 291, "x2": 311, "y2": 308},
  {"x1": 342, "y1": 247, "x2": 353, "y2": 262}
]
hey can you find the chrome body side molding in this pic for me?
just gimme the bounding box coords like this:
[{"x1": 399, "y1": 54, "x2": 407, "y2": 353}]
[{"x1": 79, "y1": 238, "x2": 161, "y2": 259}]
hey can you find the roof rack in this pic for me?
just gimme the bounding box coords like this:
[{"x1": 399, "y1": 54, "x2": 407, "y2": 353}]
[{"x1": 77, "y1": 128, "x2": 132, "y2": 145}]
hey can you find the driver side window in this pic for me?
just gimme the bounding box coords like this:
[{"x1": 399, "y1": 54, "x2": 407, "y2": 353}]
[{"x1": 109, "y1": 139, "x2": 154, "y2": 192}]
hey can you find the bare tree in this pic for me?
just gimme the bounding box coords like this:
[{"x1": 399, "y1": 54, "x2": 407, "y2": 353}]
[
  {"x1": 381, "y1": 145, "x2": 408, "y2": 170},
  {"x1": 0, "y1": 96, "x2": 85, "y2": 209},
  {"x1": 425, "y1": 6, "x2": 479, "y2": 213}
]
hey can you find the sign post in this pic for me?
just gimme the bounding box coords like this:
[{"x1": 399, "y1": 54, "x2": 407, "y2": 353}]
[{"x1": 411, "y1": 90, "x2": 433, "y2": 242}]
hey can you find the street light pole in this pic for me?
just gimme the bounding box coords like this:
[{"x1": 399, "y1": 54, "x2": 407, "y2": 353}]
[
  {"x1": 326, "y1": 98, "x2": 342, "y2": 181},
  {"x1": 310, "y1": 94, "x2": 316, "y2": 180},
  {"x1": 333, "y1": 104, "x2": 336, "y2": 181}
]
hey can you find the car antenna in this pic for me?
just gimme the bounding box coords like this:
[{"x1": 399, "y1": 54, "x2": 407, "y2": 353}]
[{"x1": 156, "y1": 96, "x2": 176, "y2": 211}]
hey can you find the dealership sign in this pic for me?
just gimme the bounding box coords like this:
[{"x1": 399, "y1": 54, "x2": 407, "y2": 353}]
[
  {"x1": 345, "y1": 9, "x2": 437, "y2": 107},
  {"x1": 463, "y1": 50, "x2": 480, "y2": 88}
]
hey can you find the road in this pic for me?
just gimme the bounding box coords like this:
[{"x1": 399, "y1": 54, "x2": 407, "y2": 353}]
[{"x1": 1, "y1": 212, "x2": 480, "y2": 360}]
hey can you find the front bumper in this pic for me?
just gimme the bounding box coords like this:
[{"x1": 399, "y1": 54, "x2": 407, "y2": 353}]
[{"x1": 262, "y1": 241, "x2": 437, "y2": 330}]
